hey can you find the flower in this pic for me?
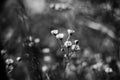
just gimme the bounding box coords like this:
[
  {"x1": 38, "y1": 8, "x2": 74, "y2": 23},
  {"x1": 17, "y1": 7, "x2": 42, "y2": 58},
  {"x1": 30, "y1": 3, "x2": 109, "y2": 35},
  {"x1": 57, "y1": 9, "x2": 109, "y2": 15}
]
[
  {"x1": 74, "y1": 40, "x2": 79, "y2": 44},
  {"x1": 42, "y1": 48, "x2": 50, "y2": 54},
  {"x1": 56, "y1": 33, "x2": 64, "y2": 39},
  {"x1": 103, "y1": 65, "x2": 113, "y2": 73},
  {"x1": 51, "y1": 29, "x2": 59, "y2": 35},
  {"x1": 5, "y1": 58, "x2": 14, "y2": 64},
  {"x1": 67, "y1": 29, "x2": 75, "y2": 35},
  {"x1": 71, "y1": 45, "x2": 80, "y2": 51},
  {"x1": 16, "y1": 57, "x2": 21, "y2": 61},
  {"x1": 34, "y1": 38, "x2": 40, "y2": 43},
  {"x1": 42, "y1": 65, "x2": 48, "y2": 72},
  {"x1": 64, "y1": 41, "x2": 72, "y2": 48}
]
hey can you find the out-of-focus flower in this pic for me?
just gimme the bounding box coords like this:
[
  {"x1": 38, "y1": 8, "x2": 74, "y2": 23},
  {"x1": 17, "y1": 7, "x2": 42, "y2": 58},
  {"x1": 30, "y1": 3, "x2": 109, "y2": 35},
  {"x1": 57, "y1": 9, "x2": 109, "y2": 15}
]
[
  {"x1": 1, "y1": 49, "x2": 7, "y2": 55},
  {"x1": 28, "y1": 36, "x2": 33, "y2": 41},
  {"x1": 104, "y1": 67, "x2": 113, "y2": 73},
  {"x1": 51, "y1": 29, "x2": 59, "y2": 35},
  {"x1": 56, "y1": 33, "x2": 64, "y2": 39},
  {"x1": 34, "y1": 38, "x2": 40, "y2": 43},
  {"x1": 28, "y1": 42, "x2": 34, "y2": 47},
  {"x1": 67, "y1": 29, "x2": 75, "y2": 35},
  {"x1": 71, "y1": 45, "x2": 80, "y2": 51},
  {"x1": 42, "y1": 48, "x2": 50, "y2": 54},
  {"x1": 50, "y1": 3, "x2": 70, "y2": 11},
  {"x1": 5, "y1": 58, "x2": 14, "y2": 64},
  {"x1": 42, "y1": 65, "x2": 48, "y2": 72},
  {"x1": 6, "y1": 65, "x2": 14, "y2": 73},
  {"x1": 64, "y1": 41, "x2": 72, "y2": 48},
  {"x1": 16, "y1": 57, "x2": 21, "y2": 61},
  {"x1": 103, "y1": 65, "x2": 113, "y2": 73},
  {"x1": 44, "y1": 56, "x2": 51, "y2": 62},
  {"x1": 91, "y1": 62, "x2": 103, "y2": 71},
  {"x1": 74, "y1": 40, "x2": 79, "y2": 44}
]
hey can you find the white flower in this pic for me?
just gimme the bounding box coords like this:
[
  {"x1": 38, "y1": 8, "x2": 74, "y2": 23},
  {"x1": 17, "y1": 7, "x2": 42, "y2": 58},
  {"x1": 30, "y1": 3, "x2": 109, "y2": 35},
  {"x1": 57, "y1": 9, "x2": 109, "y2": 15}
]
[
  {"x1": 44, "y1": 56, "x2": 51, "y2": 62},
  {"x1": 92, "y1": 62, "x2": 103, "y2": 69},
  {"x1": 51, "y1": 29, "x2": 58, "y2": 35},
  {"x1": 16, "y1": 57, "x2": 21, "y2": 61},
  {"x1": 56, "y1": 33, "x2": 64, "y2": 39},
  {"x1": 71, "y1": 45, "x2": 80, "y2": 51},
  {"x1": 42, "y1": 65, "x2": 48, "y2": 72},
  {"x1": 67, "y1": 29, "x2": 75, "y2": 35},
  {"x1": 74, "y1": 40, "x2": 79, "y2": 44},
  {"x1": 104, "y1": 65, "x2": 113, "y2": 73},
  {"x1": 42, "y1": 48, "x2": 50, "y2": 54},
  {"x1": 28, "y1": 36, "x2": 33, "y2": 41},
  {"x1": 105, "y1": 67, "x2": 113, "y2": 73},
  {"x1": 34, "y1": 38, "x2": 40, "y2": 43},
  {"x1": 5, "y1": 58, "x2": 14, "y2": 64},
  {"x1": 64, "y1": 41, "x2": 72, "y2": 48}
]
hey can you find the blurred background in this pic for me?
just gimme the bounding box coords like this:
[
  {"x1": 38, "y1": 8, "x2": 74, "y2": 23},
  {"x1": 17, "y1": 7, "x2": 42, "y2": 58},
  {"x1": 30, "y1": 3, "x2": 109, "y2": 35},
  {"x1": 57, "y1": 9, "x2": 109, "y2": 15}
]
[{"x1": 0, "y1": 0, "x2": 120, "y2": 80}]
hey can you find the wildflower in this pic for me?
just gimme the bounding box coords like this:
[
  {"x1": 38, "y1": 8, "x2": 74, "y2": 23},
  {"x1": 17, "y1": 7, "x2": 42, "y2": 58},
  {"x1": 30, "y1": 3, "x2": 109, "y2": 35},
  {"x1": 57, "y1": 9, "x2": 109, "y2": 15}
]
[
  {"x1": 1, "y1": 49, "x2": 7, "y2": 55},
  {"x1": 44, "y1": 56, "x2": 51, "y2": 62},
  {"x1": 104, "y1": 67, "x2": 113, "y2": 73},
  {"x1": 103, "y1": 65, "x2": 113, "y2": 73},
  {"x1": 16, "y1": 57, "x2": 21, "y2": 61},
  {"x1": 34, "y1": 38, "x2": 40, "y2": 43},
  {"x1": 64, "y1": 41, "x2": 72, "y2": 48},
  {"x1": 28, "y1": 36, "x2": 33, "y2": 41},
  {"x1": 42, "y1": 48, "x2": 50, "y2": 54},
  {"x1": 51, "y1": 29, "x2": 59, "y2": 35},
  {"x1": 67, "y1": 29, "x2": 75, "y2": 35},
  {"x1": 74, "y1": 40, "x2": 79, "y2": 44},
  {"x1": 71, "y1": 45, "x2": 80, "y2": 51},
  {"x1": 6, "y1": 65, "x2": 14, "y2": 73},
  {"x1": 42, "y1": 65, "x2": 48, "y2": 72},
  {"x1": 92, "y1": 62, "x2": 103, "y2": 70},
  {"x1": 61, "y1": 48, "x2": 64, "y2": 52},
  {"x1": 5, "y1": 58, "x2": 14, "y2": 64},
  {"x1": 28, "y1": 42, "x2": 34, "y2": 47},
  {"x1": 56, "y1": 33, "x2": 64, "y2": 39}
]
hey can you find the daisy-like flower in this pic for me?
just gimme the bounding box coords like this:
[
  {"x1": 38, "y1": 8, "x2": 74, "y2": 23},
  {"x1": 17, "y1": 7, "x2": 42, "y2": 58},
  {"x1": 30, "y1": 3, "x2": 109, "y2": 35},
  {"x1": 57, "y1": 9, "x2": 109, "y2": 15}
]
[
  {"x1": 64, "y1": 41, "x2": 72, "y2": 48},
  {"x1": 5, "y1": 58, "x2": 14, "y2": 64},
  {"x1": 67, "y1": 29, "x2": 75, "y2": 35},
  {"x1": 56, "y1": 33, "x2": 64, "y2": 39},
  {"x1": 71, "y1": 44, "x2": 80, "y2": 51},
  {"x1": 51, "y1": 29, "x2": 59, "y2": 35}
]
